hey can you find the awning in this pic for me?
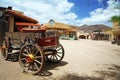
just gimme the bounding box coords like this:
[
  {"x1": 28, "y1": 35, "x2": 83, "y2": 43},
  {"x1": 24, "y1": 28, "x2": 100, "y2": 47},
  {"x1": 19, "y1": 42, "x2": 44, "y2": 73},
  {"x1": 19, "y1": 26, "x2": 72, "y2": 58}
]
[
  {"x1": 15, "y1": 22, "x2": 41, "y2": 26},
  {"x1": 65, "y1": 29, "x2": 77, "y2": 32},
  {"x1": 15, "y1": 22, "x2": 46, "y2": 32},
  {"x1": 21, "y1": 28, "x2": 46, "y2": 32},
  {"x1": 45, "y1": 22, "x2": 70, "y2": 30}
]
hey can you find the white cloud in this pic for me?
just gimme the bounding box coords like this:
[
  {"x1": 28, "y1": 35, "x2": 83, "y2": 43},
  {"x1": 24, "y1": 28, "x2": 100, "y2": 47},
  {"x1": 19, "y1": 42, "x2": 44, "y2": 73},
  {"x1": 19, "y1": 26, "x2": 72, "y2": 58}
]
[
  {"x1": 79, "y1": 0, "x2": 120, "y2": 26},
  {"x1": 0, "y1": 0, "x2": 120, "y2": 26},
  {"x1": 0, "y1": 0, "x2": 77, "y2": 25}
]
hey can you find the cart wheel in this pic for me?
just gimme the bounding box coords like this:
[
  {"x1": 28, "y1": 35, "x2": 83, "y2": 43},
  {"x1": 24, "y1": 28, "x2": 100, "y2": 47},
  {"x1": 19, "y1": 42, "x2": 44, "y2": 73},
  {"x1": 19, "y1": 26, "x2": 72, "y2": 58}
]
[
  {"x1": 1, "y1": 38, "x2": 9, "y2": 60},
  {"x1": 46, "y1": 44, "x2": 64, "y2": 63},
  {"x1": 19, "y1": 43, "x2": 44, "y2": 75}
]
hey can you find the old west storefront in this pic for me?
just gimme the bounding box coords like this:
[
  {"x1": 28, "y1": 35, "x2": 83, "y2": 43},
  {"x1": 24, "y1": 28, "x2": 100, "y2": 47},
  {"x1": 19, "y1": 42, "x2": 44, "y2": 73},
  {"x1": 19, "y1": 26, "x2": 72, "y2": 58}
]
[
  {"x1": 45, "y1": 19, "x2": 77, "y2": 40},
  {"x1": 63, "y1": 29, "x2": 77, "y2": 40},
  {"x1": 112, "y1": 29, "x2": 120, "y2": 41},
  {"x1": 111, "y1": 22, "x2": 120, "y2": 45},
  {"x1": 0, "y1": 7, "x2": 77, "y2": 41},
  {"x1": 104, "y1": 22, "x2": 120, "y2": 45},
  {"x1": 0, "y1": 6, "x2": 40, "y2": 33},
  {"x1": 0, "y1": 7, "x2": 42, "y2": 44}
]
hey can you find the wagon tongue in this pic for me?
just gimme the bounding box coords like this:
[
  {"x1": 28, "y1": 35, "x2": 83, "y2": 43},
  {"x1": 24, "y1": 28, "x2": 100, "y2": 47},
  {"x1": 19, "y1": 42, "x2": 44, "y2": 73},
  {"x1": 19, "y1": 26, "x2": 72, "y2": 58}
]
[{"x1": 26, "y1": 54, "x2": 34, "y2": 63}]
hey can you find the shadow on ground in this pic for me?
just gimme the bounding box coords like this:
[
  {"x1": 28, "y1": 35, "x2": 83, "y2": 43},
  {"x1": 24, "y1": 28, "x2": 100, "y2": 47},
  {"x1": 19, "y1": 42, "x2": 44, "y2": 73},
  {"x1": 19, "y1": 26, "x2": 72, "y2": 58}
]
[
  {"x1": 37, "y1": 61, "x2": 68, "y2": 76},
  {"x1": 50, "y1": 64, "x2": 120, "y2": 80},
  {"x1": 95, "y1": 64, "x2": 120, "y2": 80}
]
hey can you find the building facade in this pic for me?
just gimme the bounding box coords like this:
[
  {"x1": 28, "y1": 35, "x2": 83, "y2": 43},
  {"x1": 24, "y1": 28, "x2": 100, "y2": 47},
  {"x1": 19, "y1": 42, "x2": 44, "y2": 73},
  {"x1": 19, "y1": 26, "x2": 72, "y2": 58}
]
[
  {"x1": 0, "y1": 6, "x2": 41, "y2": 44},
  {"x1": 104, "y1": 22, "x2": 120, "y2": 45},
  {"x1": 45, "y1": 19, "x2": 78, "y2": 40}
]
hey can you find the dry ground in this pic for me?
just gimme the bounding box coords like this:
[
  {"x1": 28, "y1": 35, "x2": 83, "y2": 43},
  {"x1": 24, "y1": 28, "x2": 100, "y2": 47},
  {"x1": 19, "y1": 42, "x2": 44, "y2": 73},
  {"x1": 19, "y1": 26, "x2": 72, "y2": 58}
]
[{"x1": 0, "y1": 39, "x2": 120, "y2": 80}]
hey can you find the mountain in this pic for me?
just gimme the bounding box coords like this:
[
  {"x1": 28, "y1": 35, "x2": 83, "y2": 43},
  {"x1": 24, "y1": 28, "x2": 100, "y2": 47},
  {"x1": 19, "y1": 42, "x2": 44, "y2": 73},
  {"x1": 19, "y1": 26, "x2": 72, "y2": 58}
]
[{"x1": 78, "y1": 24, "x2": 111, "y2": 33}]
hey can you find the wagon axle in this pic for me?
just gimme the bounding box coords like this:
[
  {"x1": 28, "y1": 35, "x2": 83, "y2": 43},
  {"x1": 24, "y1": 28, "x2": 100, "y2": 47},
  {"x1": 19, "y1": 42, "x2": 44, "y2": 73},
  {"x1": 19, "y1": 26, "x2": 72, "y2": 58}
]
[
  {"x1": 44, "y1": 49, "x2": 57, "y2": 56},
  {"x1": 25, "y1": 54, "x2": 35, "y2": 63}
]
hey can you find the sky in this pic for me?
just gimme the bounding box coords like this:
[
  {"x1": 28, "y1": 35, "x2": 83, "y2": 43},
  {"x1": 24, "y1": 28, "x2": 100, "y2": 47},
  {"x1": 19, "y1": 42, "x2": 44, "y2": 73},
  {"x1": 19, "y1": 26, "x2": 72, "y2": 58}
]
[{"x1": 0, "y1": 0, "x2": 120, "y2": 27}]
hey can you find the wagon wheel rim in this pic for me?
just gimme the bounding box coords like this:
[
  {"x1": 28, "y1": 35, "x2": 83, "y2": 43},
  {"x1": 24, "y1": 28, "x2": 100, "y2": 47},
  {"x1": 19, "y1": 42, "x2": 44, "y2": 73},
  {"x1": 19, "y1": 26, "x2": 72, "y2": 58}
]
[
  {"x1": 46, "y1": 44, "x2": 64, "y2": 63},
  {"x1": 19, "y1": 44, "x2": 44, "y2": 74},
  {"x1": 1, "y1": 39, "x2": 9, "y2": 60}
]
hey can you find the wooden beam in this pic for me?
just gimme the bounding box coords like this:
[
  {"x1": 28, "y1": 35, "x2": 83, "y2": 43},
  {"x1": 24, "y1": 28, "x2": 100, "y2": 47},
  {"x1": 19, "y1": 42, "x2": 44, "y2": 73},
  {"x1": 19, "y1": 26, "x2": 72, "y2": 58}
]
[{"x1": 8, "y1": 15, "x2": 14, "y2": 32}]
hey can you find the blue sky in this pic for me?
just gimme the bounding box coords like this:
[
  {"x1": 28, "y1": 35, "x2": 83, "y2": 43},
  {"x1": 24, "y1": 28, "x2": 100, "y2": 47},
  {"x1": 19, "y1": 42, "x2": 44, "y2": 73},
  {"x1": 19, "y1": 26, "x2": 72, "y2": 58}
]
[
  {"x1": 0, "y1": 0, "x2": 120, "y2": 27},
  {"x1": 68, "y1": 0, "x2": 108, "y2": 18}
]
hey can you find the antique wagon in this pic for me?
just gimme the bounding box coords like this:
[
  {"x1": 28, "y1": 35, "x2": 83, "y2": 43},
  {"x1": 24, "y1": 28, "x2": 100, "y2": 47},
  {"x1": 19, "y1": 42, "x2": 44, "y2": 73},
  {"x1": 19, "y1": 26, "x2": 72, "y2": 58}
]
[{"x1": 1, "y1": 23, "x2": 64, "y2": 74}]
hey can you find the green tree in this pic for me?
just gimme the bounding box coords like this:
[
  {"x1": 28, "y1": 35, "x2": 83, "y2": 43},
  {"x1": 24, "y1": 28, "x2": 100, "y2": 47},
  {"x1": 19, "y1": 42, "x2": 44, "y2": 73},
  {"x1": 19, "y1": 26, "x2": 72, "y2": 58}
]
[{"x1": 109, "y1": 15, "x2": 120, "y2": 25}]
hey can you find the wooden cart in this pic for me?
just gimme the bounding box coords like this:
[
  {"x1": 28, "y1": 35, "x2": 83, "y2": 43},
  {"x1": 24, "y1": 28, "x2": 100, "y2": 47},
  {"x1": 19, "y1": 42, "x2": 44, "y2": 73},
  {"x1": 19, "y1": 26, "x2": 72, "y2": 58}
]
[{"x1": 1, "y1": 26, "x2": 64, "y2": 74}]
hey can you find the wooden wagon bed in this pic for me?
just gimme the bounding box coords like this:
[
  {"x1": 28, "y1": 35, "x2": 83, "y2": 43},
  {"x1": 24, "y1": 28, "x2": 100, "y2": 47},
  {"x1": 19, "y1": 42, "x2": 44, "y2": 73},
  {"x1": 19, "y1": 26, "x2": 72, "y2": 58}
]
[{"x1": 5, "y1": 31, "x2": 59, "y2": 47}]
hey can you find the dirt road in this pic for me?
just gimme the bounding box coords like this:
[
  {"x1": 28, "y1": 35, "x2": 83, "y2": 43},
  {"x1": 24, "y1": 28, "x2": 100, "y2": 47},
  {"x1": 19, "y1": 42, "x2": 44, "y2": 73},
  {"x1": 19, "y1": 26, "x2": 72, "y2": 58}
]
[{"x1": 0, "y1": 39, "x2": 120, "y2": 80}]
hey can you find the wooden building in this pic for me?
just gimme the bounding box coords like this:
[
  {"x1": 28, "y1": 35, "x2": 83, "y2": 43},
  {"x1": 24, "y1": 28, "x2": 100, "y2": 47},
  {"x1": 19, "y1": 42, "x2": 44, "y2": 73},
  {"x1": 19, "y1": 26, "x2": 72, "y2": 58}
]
[
  {"x1": 92, "y1": 30, "x2": 105, "y2": 40},
  {"x1": 45, "y1": 19, "x2": 78, "y2": 40},
  {"x1": 0, "y1": 6, "x2": 42, "y2": 44},
  {"x1": 103, "y1": 28, "x2": 112, "y2": 41},
  {"x1": 62, "y1": 28, "x2": 77, "y2": 40},
  {"x1": 104, "y1": 22, "x2": 120, "y2": 45},
  {"x1": 112, "y1": 22, "x2": 120, "y2": 41},
  {"x1": 0, "y1": 6, "x2": 40, "y2": 33}
]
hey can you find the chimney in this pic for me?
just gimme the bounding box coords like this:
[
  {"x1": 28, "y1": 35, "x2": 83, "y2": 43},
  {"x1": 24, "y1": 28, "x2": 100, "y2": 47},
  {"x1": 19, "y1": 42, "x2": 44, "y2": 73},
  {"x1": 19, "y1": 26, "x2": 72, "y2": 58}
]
[{"x1": 8, "y1": 6, "x2": 12, "y2": 10}]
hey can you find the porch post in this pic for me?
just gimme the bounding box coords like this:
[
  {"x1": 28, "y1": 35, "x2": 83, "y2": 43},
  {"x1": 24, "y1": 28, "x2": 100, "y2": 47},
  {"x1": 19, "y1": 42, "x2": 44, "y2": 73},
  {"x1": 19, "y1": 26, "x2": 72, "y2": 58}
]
[{"x1": 8, "y1": 15, "x2": 14, "y2": 32}]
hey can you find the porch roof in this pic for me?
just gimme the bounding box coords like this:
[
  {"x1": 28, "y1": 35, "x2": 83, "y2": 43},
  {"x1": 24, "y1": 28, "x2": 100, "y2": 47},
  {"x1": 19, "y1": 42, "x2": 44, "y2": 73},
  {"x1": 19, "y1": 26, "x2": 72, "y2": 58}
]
[
  {"x1": 6, "y1": 9, "x2": 38, "y2": 23},
  {"x1": 65, "y1": 28, "x2": 77, "y2": 32},
  {"x1": 45, "y1": 22, "x2": 70, "y2": 30},
  {"x1": 15, "y1": 22, "x2": 41, "y2": 26}
]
